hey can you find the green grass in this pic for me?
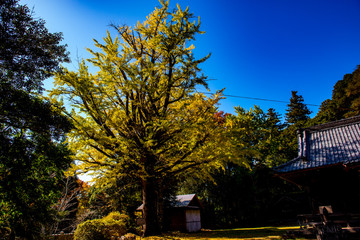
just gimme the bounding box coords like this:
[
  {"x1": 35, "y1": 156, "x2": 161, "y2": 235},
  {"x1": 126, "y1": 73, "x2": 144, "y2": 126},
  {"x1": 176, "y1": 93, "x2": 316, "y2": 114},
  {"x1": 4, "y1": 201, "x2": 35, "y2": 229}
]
[{"x1": 140, "y1": 226, "x2": 312, "y2": 240}]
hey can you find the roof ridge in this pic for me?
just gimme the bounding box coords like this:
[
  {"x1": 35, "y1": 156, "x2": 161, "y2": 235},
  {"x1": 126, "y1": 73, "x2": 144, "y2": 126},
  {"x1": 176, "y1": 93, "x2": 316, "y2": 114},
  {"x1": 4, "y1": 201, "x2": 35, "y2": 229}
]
[
  {"x1": 305, "y1": 115, "x2": 360, "y2": 131},
  {"x1": 177, "y1": 193, "x2": 195, "y2": 197}
]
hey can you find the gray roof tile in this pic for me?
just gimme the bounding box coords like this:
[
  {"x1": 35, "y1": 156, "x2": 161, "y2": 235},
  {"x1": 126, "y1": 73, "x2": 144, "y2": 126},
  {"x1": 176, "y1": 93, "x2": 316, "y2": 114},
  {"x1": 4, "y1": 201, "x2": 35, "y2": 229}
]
[
  {"x1": 274, "y1": 116, "x2": 360, "y2": 173},
  {"x1": 173, "y1": 194, "x2": 196, "y2": 207}
]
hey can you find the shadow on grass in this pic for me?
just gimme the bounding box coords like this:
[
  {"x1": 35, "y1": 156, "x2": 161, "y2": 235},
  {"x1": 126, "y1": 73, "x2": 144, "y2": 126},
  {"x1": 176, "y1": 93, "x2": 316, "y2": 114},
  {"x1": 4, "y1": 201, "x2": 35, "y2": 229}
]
[
  {"x1": 206, "y1": 226, "x2": 296, "y2": 238},
  {"x1": 148, "y1": 226, "x2": 303, "y2": 240}
]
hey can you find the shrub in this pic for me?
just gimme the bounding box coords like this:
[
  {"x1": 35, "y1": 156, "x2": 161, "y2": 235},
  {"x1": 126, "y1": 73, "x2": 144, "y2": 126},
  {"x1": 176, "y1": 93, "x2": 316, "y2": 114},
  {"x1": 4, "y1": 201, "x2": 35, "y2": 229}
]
[
  {"x1": 73, "y1": 212, "x2": 130, "y2": 240},
  {"x1": 74, "y1": 219, "x2": 106, "y2": 240},
  {"x1": 123, "y1": 233, "x2": 136, "y2": 240},
  {"x1": 103, "y1": 211, "x2": 129, "y2": 223},
  {"x1": 102, "y1": 212, "x2": 129, "y2": 238}
]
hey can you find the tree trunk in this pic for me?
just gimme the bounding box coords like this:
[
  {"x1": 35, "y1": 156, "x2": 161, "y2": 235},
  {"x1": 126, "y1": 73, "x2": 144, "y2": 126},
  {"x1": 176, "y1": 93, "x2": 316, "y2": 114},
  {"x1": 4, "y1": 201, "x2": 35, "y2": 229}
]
[{"x1": 142, "y1": 178, "x2": 161, "y2": 236}]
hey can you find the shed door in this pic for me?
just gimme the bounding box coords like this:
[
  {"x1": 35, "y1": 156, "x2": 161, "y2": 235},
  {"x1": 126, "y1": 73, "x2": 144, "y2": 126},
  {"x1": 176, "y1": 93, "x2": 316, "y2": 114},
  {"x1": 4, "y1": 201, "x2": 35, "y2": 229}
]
[{"x1": 185, "y1": 209, "x2": 201, "y2": 232}]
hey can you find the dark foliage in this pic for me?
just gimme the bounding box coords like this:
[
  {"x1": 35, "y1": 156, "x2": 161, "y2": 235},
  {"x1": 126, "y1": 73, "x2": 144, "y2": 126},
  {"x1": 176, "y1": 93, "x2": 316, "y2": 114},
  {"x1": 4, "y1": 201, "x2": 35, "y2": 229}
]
[
  {"x1": 285, "y1": 91, "x2": 311, "y2": 126},
  {"x1": 0, "y1": 0, "x2": 69, "y2": 93},
  {"x1": 313, "y1": 65, "x2": 360, "y2": 124},
  {"x1": 181, "y1": 165, "x2": 311, "y2": 229},
  {"x1": 0, "y1": 0, "x2": 71, "y2": 239},
  {"x1": 0, "y1": 86, "x2": 72, "y2": 239}
]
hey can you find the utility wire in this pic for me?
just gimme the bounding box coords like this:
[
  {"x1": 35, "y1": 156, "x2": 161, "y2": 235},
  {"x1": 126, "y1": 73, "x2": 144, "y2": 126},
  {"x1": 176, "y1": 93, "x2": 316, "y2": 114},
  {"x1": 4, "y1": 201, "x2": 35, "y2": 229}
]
[
  {"x1": 199, "y1": 92, "x2": 320, "y2": 107},
  {"x1": 73, "y1": 78, "x2": 320, "y2": 107}
]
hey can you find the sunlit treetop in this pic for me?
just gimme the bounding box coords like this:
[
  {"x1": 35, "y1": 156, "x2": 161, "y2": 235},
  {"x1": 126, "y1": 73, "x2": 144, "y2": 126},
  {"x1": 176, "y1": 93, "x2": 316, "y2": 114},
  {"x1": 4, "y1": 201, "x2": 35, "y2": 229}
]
[{"x1": 51, "y1": 1, "x2": 227, "y2": 235}]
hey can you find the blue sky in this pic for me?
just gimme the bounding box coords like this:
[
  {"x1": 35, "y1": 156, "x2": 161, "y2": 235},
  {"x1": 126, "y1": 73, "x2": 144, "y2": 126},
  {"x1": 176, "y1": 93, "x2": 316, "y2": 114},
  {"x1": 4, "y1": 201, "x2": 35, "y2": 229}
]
[{"x1": 21, "y1": 0, "x2": 360, "y2": 120}]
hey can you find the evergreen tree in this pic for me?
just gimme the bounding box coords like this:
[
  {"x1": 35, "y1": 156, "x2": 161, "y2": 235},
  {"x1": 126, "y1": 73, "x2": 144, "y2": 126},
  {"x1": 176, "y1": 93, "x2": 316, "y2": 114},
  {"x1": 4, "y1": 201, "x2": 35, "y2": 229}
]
[
  {"x1": 285, "y1": 91, "x2": 311, "y2": 126},
  {"x1": 262, "y1": 108, "x2": 288, "y2": 166},
  {"x1": 266, "y1": 108, "x2": 282, "y2": 129},
  {"x1": 281, "y1": 91, "x2": 312, "y2": 162}
]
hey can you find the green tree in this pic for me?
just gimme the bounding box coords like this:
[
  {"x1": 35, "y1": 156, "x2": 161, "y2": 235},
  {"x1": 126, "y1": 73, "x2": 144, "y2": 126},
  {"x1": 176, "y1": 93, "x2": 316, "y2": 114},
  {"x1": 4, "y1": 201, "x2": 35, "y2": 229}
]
[
  {"x1": 344, "y1": 65, "x2": 360, "y2": 117},
  {"x1": 311, "y1": 99, "x2": 338, "y2": 124},
  {"x1": 226, "y1": 106, "x2": 266, "y2": 167},
  {"x1": 282, "y1": 91, "x2": 312, "y2": 160},
  {"x1": 313, "y1": 65, "x2": 360, "y2": 124},
  {"x1": 51, "y1": 1, "x2": 225, "y2": 236},
  {"x1": 261, "y1": 108, "x2": 288, "y2": 166},
  {"x1": 0, "y1": 0, "x2": 69, "y2": 92},
  {"x1": 225, "y1": 106, "x2": 287, "y2": 167},
  {"x1": 0, "y1": 0, "x2": 71, "y2": 239},
  {"x1": 285, "y1": 91, "x2": 312, "y2": 126}
]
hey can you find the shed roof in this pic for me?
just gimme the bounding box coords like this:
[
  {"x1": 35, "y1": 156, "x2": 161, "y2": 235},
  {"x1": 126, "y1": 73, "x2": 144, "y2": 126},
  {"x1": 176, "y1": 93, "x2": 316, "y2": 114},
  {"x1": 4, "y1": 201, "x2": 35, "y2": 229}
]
[
  {"x1": 274, "y1": 115, "x2": 360, "y2": 173},
  {"x1": 173, "y1": 194, "x2": 197, "y2": 207},
  {"x1": 137, "y1": 194, "x2": 201, "y2": 211}
]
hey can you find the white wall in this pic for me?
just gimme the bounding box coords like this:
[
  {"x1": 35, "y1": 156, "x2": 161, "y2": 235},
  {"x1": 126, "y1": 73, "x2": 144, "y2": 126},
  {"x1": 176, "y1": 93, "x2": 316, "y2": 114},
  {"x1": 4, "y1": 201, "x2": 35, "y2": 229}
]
[{"x1": 185, "y1": 209, "x2": 201, "y2": 232}]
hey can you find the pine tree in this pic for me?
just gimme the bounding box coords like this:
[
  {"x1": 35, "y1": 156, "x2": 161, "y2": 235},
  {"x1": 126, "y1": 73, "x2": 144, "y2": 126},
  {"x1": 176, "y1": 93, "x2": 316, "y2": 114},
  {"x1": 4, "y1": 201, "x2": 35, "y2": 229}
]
[{"x1": 285, "y1": 91, "x2": 311, "y2": 125}]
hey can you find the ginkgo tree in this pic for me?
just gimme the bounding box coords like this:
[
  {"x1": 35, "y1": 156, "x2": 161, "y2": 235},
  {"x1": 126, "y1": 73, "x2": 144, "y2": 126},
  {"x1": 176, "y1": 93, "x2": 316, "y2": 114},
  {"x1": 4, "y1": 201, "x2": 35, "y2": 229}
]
[{"x1": 51, "y1": 0, "x2": 227, "y2": 236}]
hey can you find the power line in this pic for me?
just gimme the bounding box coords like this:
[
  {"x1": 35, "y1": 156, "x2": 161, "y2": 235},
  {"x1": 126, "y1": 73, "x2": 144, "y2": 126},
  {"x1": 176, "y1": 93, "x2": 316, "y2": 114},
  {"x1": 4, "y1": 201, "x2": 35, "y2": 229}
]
[{"x1": 199, "y1": 92, "x2": 320, "y2": 107}]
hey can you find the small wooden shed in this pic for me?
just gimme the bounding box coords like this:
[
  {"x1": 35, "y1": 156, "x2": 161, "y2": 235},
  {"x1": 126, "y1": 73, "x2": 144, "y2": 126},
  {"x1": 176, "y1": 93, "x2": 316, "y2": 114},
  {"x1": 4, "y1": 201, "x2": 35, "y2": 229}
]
[
  {"x1": 166, "y1": 194, "x2": 202, "y2": 232},
  {"x1": 137, "y1": 194, "x2": 202, "y2": 232}
]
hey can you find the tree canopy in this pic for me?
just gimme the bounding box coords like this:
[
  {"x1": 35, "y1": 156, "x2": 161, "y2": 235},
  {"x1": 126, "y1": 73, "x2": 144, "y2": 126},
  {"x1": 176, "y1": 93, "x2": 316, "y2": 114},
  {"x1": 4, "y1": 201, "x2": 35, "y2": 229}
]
[
  {"x1": 285, "y1": 91, "x2": 311, "y2": 126},
  {"x1": 225, "y1": 106, "x2": 287, "y2": 168},
  {"x1": 0, "y1": 0, "x2": 69, "y2": 93},
  {"x1": 313, "y1": 65, "x2": 360, "y2": 124},
  {"x1": 51, "y1": 0, "x2": 226, "y2": 235},
  {"x1": 0, "y1": 0, "x2": 71, "y2": 239}
]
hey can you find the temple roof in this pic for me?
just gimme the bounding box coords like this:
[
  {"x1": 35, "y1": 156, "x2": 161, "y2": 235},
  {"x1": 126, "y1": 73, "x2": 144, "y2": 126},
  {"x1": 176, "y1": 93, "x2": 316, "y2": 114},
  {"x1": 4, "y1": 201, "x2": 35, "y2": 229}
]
[{"x1": 274, "y1": 115, "x2": 360, "y2": 173}]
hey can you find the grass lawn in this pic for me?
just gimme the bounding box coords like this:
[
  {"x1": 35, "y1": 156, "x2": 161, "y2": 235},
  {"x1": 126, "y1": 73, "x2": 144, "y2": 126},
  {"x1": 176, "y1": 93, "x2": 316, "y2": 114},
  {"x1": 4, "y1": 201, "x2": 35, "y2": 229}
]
[{"x1": 140, "y1": 226, "x2": 313, "y2": 240}]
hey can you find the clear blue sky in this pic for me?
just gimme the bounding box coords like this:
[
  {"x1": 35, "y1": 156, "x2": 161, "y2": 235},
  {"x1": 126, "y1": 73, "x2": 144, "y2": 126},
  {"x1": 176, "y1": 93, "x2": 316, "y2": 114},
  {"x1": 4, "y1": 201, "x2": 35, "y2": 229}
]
[{"x1": 21, "y1": 0, "x2": 360, "y2": 120}]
